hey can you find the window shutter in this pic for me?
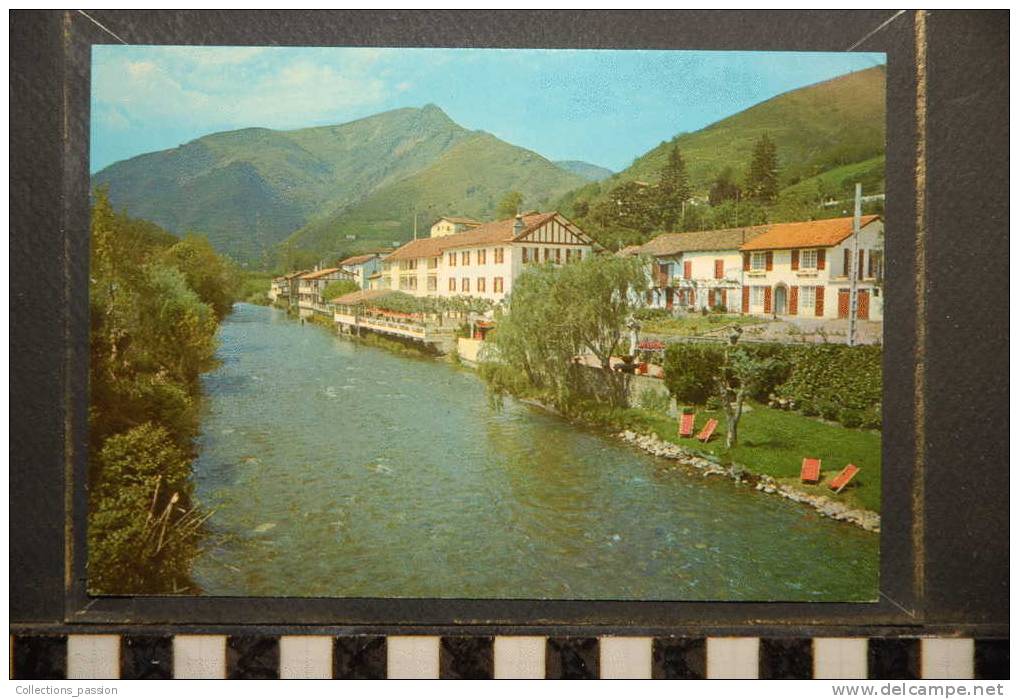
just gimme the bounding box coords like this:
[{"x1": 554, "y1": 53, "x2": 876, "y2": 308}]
[
  {"x1": 683, "y1": 260, "x2": 692, "y2": 279},
  {"x1": 764, "y1": 286, "x2": 773, "y2": 313},
  {"x1": 789, "y1": 286, "x2": 799, "y2": 314},
  {"x1": 522, "y1": 248, "x2": 528, "y2": 263},
  {"x1": 791, "y1": 250, "x2": 799, "y2": 271},
  {"x1": 742, "y1": 286, "x2": 750, "y2": 313},
  {"x1": 817, "y1": 249, "x2": 826, "y2": 270},
  {"x1": 765, "y1": 251, "x2": 773, "y2": 271},
  {"x1": 843, "y1": 249, "x2": 850, "y2": 276},
  {"x1": 815, "y1": 286, "x2": 825, "y2": 316},
  {"x1": 743, "y1": 252, "x2": 750, "y2": 271},
  {"x1": 721, "y1": 288, "x2": 728, "y2": 308},
  {"x1": 708, "y1": 290, "x2": 715, "y2": 308},
  {"x1": 858, "y1": 249, "x2": 865, "y2": 280},
  {"x1": 714, "y1": 259, "x2": 724, "y2": 279}
]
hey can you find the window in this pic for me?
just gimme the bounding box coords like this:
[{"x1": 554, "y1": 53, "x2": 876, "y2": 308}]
[
  {"x1": 533, "y1": 247, "x2": 539, "y2": 263},
  {"x1": 868, "y1": 250, "x2": 884, "y2": 281},
  {"x1": 462, "y1": 277, "x2": 470, "y2": 292},
  {"x1": 494, "y1": 247, "x2": 504, "y2": 264},
  {"x1": 477, "y1": 277, "x2": 486, "y2": 293},
  {"x1": 714, "y1": 259, "x2": 724, "y2": 279},
  {"x1": 427, "y1": 257, "x2": 438, "y2": 269},
  {"x1": 751, "y1": 252, "x2": 767, "y2": 271},
  {"x1": 449, "y1": 278, "x2": 456, "y2": 291},
  {"x1": 427, "y1": 276, "x2": 437, "y2": 291},
  {"x1": 462, "y1": 250, "x2": 470, "y2": 266},
  {"x1": 522, "y1": 248, "x2": 529, "y2": 263},
  {"x1": 555, "y1": 248, "x2": 562, "y2": 263},
  {"x1": 493, "y1": 277, "x2": 504, "y2": 293},
  {"x1": 448, "y1": 252, "x2": 457, "y2": 267},
  {"x1": 478, "y1": 249, "x2": 486, "y2": 265},
  {"x1": 800, "y1": 286, "x2": 815, "y2": 314},
  {"x1": 800, "y1": 249, "x2": 818, "y2": 270},
  {"x1": 565, "y1": 249, "x2": 572, "y2": 263},
  {"x1": 751, "y1": 286, "x2": 765, "y2": 307},
  {"x1": 543, "y1": 248, "x2": 551, "y2": 262}
]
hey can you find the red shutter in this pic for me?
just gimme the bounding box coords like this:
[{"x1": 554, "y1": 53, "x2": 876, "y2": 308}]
[
  {"x1": 683, "y1": 260, "x2": 692, "y2": 279},
  {"x1": 815, "y1": 287, "x2": 825, "y2": 317},
  {"x1": 791, "y1": 250, "x2": 799, "y2": 271},
  {"x1": 742, "y1": 286, "x2": 750, "y2": 313},
  {"x1": 743, "y1": 252, "x2": 750, "y2": 271},
  {"x1": 857, "y1": 289, "x2": 870, "y2": 319},
  {"x1": 838, "y1": 289, "x2": 850, "y2": 319},
  {"x1": 708, "y1": 290, "x2": 716, "y2": 308},
  {"x1": 789, "y1": 286, "x2": 799, "y2": 315},
  {"x1": 763, "y1": 286, "x2": 773, "y2": 313},
  {"x1": 843, "y1": 249, "x2": 850, "y2": 277},
  {"x1": 714, "y1": 259, "x2": 724, "y2": 279},
  {"x1": 817, "y1": 249, "x2": 826, "y2": 270},
  {"x1": 858, "y1": 250, "x2": 865, "y2": 280},
  {"x1": 720, "y1": 288, "x2": 728, "y2": 308},
  {"x1": 765, "y1": 251, "x2": 773, "y2": 271}
]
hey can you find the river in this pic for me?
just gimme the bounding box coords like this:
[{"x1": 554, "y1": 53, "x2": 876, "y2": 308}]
[{"x1": 192, "y1": 303, "x2": 878, "y2": 600}]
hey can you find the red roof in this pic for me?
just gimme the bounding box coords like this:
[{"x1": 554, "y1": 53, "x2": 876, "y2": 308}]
[
  {"x1": 386, "y1": 212, "x2": 558, "y2": 261},
  {"x1": 740, "y1": 215, "x2": 881, "y2": 251},
  {"x1": 339, "y1": 253, "x2": 380, "y2": 267},
  {"x1": 301, "y1": 267, "x2": 352, "y2": 280}
]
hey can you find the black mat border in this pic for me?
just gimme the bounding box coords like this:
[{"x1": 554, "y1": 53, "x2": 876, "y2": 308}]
[{"x1": 9, "y1": 10, "x2": 1007, "y2": 634}]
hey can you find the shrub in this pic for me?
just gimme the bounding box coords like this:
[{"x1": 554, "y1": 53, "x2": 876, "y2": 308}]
[
  {"x1": 634, "y1": 307, "x2": 671, "y2": 321},
  {"x1": 662, "y1": 343, "x2": 724, "y2": 404}
]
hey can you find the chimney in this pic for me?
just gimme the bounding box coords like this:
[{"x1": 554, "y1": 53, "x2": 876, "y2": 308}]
[{"x1": 513, "y1": 213, "x2": 525, "y2": 236}]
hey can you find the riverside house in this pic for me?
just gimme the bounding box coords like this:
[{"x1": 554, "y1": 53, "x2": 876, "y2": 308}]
[
  {"x1": 739, "y1": 215, "x2": 884, "y2": 321},
  {"x1": 269, "y1": 270, "x2": 307, "y2": 308},
  {"x1": 380, "y1": 211, "x2": 596, "y2": 302},
  {"x1": 339, "y1": 253, "x2": 384, "y2": 289},
  {"x1": 297, "y1": 267, "x2": 356, "y2": 318},
  {"x1": 631, "y1": 225, "x2": 770, "y2": 312}
]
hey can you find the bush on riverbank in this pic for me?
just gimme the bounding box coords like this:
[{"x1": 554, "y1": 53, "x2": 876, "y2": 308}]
[
  {"x1": 663, "y1": 341, "x2": 881, "y2": 430},
  {"x1": 88, "y1": 188, "x2": 239, "y2": 594}
]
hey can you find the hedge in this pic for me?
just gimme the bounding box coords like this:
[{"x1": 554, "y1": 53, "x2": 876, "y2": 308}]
[{"x1": 663, "y1": 341, "x2": 881, "y2": 430}]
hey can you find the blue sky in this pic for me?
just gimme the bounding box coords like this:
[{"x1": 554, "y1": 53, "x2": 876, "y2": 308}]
[{"x1": 91, "y1": 47, "x2": 885, "y2": 173}]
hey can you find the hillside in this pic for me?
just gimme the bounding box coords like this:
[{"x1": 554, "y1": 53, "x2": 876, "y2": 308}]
[
  {"x1": 558, "y1": 66, "x2": 886, "y2": 236},
  {"x1": 554, "y1": 160, "x2": 614, "y2": 181},
  {"x1": 285, "y1": 133, "x2": 588, "y2": 254},
  {"x1": 93, "y1": 105, "x2": 474, "y2": 263}
]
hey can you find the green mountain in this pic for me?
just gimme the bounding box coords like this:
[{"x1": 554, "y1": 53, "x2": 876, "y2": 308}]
[
  {"x1": 553, "y1": 160, "x2": 613, "y2": 181},
  {"x1": 558, "y1": 65, "x2": 886, "y2": 222},
  {"x1": 95, "y1": 105, "x2": 582, "y2": 264},
  {"x1": 285, "y1": 132, "x2": 588, "y2": 254}
]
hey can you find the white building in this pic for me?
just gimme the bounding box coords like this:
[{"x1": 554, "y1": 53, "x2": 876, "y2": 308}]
[
  {"x1": 297, "y1": 267, "x2": 356, "y2": 317},
  {"x1": 633, "y1": 225, "x2": 770, "y2": 312},
  {"x1": 380, "y1": 212, "x2": 596, "y2": 303},
  {"x1": 429, "y1": 216, "x2": 481, "y2": 238},
  {"x1": 739, "y1": 215, "x2": 884, "y2": 321}
]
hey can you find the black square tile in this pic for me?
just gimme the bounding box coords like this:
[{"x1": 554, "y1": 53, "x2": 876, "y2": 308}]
[
  {"x1": 653, "y1": 637, "x2": 706, "y2": 679},
  {"x1": 333, "y1": 635, "x2": 386, "y2": 680},
  {"x1": 120, "y1": 635, "x2": 173, "y2": 679},
  {"x1": 440, "y1": 636, "x2": 493, "y2": 679},
  {"x1": 227, "y1": 636, "x2": 279, "y2": 680},
  {"x1": 12, "y1": 636, "x2": 67, "y2": 680},
  {"x1": 974, "y1": 639, "x2": 1009, "y2": 680},
  {"x1": 759, "y1": 638, "x2": 813, "y2": 679},
  {"x1": 546, "y1": 637, "x2": 598, "y2": 680},
  {"x1": 868, "y1": 638, "x2": 920, "y2": 679}
]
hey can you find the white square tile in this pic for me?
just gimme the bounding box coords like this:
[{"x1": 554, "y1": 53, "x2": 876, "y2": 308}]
[
  {"x1": 814, "y1": 638, "x2": 869, "y2": 679},
  {"x1": 922, "y1": 638, "x2": 974, "y2": 679},
  {"x1": 173, "y1": 635, "x2": 226, "y2": 679},
  {"x1": 494, "y1": 637, "x2": 545, "y2": 679},
  {"x1": 600, "y1": 637, "x2": 652, "y2": 679},
  {"x1": 706, "y1": 637, "x2": 759, "y2": 679},
  {"x1": 387, "y1": 636, "x2": 439, "y2": 679},
  {"x1": 67, "y1": 635, "x2": 119, "y2": 679},
  {"x1": 279, "y1": 636, "x2": 333, "y2": 679}
]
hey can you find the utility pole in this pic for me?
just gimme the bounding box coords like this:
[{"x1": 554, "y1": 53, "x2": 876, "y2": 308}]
[{"x1": 847, "y1": 182, "x2": 862, "y2": 347}]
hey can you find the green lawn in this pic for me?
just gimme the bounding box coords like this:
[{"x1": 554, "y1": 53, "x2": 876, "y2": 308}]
[
  {"x1": 642, "y1": 313, "x2": 765, "y2": 338},
  {"x1": 641, "y1": 402, "x2": 882, "y2": 513}
]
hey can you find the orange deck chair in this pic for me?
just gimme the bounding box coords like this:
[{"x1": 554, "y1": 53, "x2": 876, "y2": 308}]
[
  {"x1": 678, "y1": 413, "x2": 695, "y2": 438},
  {"x1": 800, "y1": 457, "x2": 822, "y2": 484},
  {"x1": 829, "y1": 464, "x2": 860, "y2": 494},
  {"x1": 697, "y1": 418, "x2": 718, "y2": 443}
]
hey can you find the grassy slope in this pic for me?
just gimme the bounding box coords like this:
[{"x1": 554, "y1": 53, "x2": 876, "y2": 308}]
[
  {"x1": 283, "y1": 132, "x2": 590, "y2": 254},
  {"x1": 639, "y1": 404, "x2": 881, "y2": 512},
  {"x1": 557, "y1": 65, "x2": 886, "y2": 216}
]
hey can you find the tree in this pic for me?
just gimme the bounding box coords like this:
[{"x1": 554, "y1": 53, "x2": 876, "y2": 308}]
[
  {"x1": 482, "y1": 254, "x2": 648, "y2": 411},
  {"x1": 714, "y1": 326, "x2": 779, "y2": 449},
  {"x1": 745, "y1": 133, "x2": 779, "y2": 203},
  {"x1": 708, "y1": 167, "x2": 742, "y2": 206},
  {"x1": 496, "y1": 191, "x2": 524, "y2": 219},
  {"x1": 163, "y1": 234, "x2": 238, "y2": 320},
  {"x1": 590, "y1": 180, "x2": 657, "y2": 237},
  {"x1": 321, "y1": 279, "x2": 359, "y2": 302},
  {"x1": 654, "y1": 145, "x2": 691, "y2": 231}
]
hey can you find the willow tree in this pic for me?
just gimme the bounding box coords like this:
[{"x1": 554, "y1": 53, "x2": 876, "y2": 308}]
[{"x1": 483, "y1": 254, "x2": 648, "y2": 412}]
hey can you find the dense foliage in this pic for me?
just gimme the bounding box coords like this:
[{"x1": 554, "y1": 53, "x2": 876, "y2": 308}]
[
  {"x1": 480, "y1": 255, "x2": 648, "y2": 412},
  {"x1": 88, "y1": 187, "x2": 238, "y2": 593},
  {"x1": 663, "y1": 341, "x2": 882, "y2": 430},
  {"x1": 321, "y1": 279, "x2": 360, "y2": 302}
]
